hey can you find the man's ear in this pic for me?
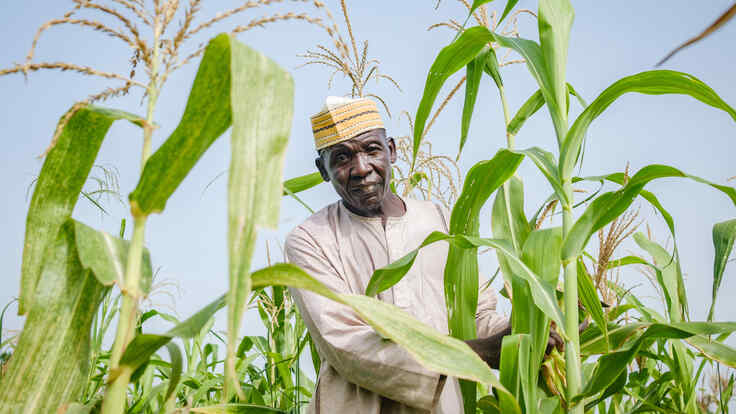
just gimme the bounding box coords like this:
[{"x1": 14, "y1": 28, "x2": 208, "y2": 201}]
[
  {"x1": 315, "y1": 155, "x2": 330, "y2": 182},
  {"x1": 386, "y1": 137, "x2": 397, "y2": 164}
]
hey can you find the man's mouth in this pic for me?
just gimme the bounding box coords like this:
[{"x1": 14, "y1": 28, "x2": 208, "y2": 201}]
[{"x1": 350, "y1": 183, "x2": 381, "y2": 198}]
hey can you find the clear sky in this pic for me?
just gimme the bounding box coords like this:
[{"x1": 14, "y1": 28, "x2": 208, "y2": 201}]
[{"x1": 1, "y1": 0, "x2": 735, "y2": 358}]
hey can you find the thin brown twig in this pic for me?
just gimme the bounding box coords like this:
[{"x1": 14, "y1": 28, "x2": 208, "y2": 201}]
[
  {"x1": 0, "y1": 62, "x2": 146, "y2": 88},
  {"x1": 111, "y1": 0, "x2": 152, "y2": 25},
  {"x1": 423, "y1": 75, "x2": 466, "y2": 138}
]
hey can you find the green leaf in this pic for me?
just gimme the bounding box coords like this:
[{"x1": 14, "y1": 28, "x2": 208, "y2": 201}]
[
  {"x1": 709, "y1": 218, "x2": 736, "y2": 321},
  {"x1": 498, "y1": 0, "x2": 520, "y2": 25},
  {"x1": 507, "y1": 84, "x2": 585, "y2": 137},
  {"x1": 0, "y1": 222, "x2": 108, "y2": 412},
  {"x1": 251, "y1": 263, "x2": 520, "y2": 412},
  {"x1": 282, "y1": 172, "x2": 323, "y2": 195},
  {"x1": 225, "y1": 33, "x2": 294, "y2": 396},
  {"x1": 163, "y1": 342, "x2": 183, "y2": 404},
  {"x1": 518, "y1": 227, "x2": 560, "y2": 366},
  {"x1": 19, "y1": 105, "x2": 144, "y2": 314},
  {"x1": 446, "y1": 149, "x2": 525, "y2": 341},
  {"x1": 538, "y1": 0, "x2": 574, "y2": 139},
  {"x1": 130, "y1": 35, "x2": 234, "y2": 215},
  {"x1": 482, "y1": 46, "x2": 503, "y2": 89},
  {"x1": 511, "y1": 147, "x2": 566, "y2": 205},
  {"x1": 507, "y1": 90, "x2": 544, "y2": 135},
  {"x1": 574, "y1": 172, "x2": 677, "y2": 242},
  {"x1": 119, "y1": 295, "x2": 225, "y2": 374},
  {"x1": 469, "y1": 0, "x2": 495, "y2": 16},
  {"x1": 559, "y1": 70, "x2": 736, "y2": 179},
  {"x1": 72, "y1": 219, "x2": 153, "y2": 294},
  {"x1": 189, "y1": 404, "x2": 285, "y2": 413},
  {"x1": 369, "y1": 231, "x2": 566, "y2": 338},
  {"x1": 488, "y1": 33, "x2": 564, "y2": 143},
  {"x1": 607, "y1": 255, "x2": 649, "y2": 269},
  {"x1": 581, "y1": 322, "x2": 736, "y2": 398},
  {"x1": 562, "y1": 164, "x2": 736, "y2": 262},
  {"x1": 413, "y1": 26, "x2": 494, "y2": 164},
  {"x1": 577, "y1": 259, "x2": 608, "y2": 349},
  {"x1": 687, "y1": 335, "x2": 736, "y2": 368},
  {"x1": 366, "y1": 231, "x2": 450, "y2": 297},
  {"x1": 499, "y1": 334, "x2": 522, "y2": 397},
  {"x1": 633, "y1": 232, "x2": 684, "y2": 322},
  {"x1": 459, "y1": 48, "x2": 487, "y2": 158},
  {"x1": 367, "y1": 149, "x2": 523, "y2": 298}
]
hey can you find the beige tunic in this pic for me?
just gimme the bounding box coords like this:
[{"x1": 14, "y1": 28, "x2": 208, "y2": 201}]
[{"x1": 285, "y1": 197, "x2": 508, "y2": 414}]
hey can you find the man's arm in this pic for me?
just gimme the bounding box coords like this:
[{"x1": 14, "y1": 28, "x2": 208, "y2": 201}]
[
  {"x1": 470, "y1": 286, "x2": 565, "y2": 368},
  {"x1": 285, "y1": 227, "x2": 446, "y2": 411}
]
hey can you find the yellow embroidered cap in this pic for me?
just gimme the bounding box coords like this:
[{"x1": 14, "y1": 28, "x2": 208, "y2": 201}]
[{"x1": 311, "y1": 96, "x2": 384, "y2": 150}]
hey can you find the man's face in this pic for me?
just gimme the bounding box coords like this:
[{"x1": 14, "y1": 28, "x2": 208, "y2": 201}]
[{"x1": 315, "y1": 128, "x2": 396, "y2": 217}]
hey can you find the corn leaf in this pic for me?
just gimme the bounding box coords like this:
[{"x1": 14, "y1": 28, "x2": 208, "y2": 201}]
[
  {"x1": 499, "y1": 334, "x2": 522, "y2": 398},
  {"x1": 189, "y1": 404, "x2": 285, "y2": 413},
  {"x1": 709, "y1": 218, "x2": 736, "y2": 321},
  {"x1": 72, "y1": 219, "x2": 153, "y2": 294},
  {"x1": 0, "y1": 222, "x2": 108, "y2": 412},
  {"x1": 459, "y1": 48, "x2": 487, "y2": 158},
  {"x1": 633, "y1": 232, "x2": 685, "y2": 322},
  {"x1": 225, "y1": 33, "x2": 294, "y2": 397},
  {"x1": 163, "y1": 342, "x2": 183, "y2": 405},
  {"x1": 538, "y1": 0, "x2": 574, "y2": 140},
  {"x1": 483, "y1": 175, "x2": 528, "y2": 414},
  {"x1": 580, "y1": 322, "x2": 736, "y2": 399},
  {"x1": 251, "y1": 263, "x2": 521, "y2": 413},
  {"x1": 507, "y1": 90, "x2": 543, "y2": 135},
  {"x1": 367, "y1": 231, "x2": 566, "y2": 338},
  {"x1": 469, "y1": 0, "x2": 495, "y2": 16},
  {"x1": 687, "y1": 335, "x2": 736, "y2": 368},
  {"x1": 498, "y1": 0, "x2": 520, "y2": 25},
  {"x1": 574, "y1": 173, "x2": 677, "y2": 246},
  {"x1": 446, "y1": 149, "x2": 525, "y2": 338},
  {"x1": 19, "y1": 105, "x2": 144, "y2": 314},
  {"x1": 562, "y1": 164, "x2": 736, "y2": 262},
  {"x1": 518, "y1": 227, "x2": 559, "y2": 385},
  {"x1": 577, "y1": 259, "x2": 608, "y2": 349},
  {"x1": 129, "y1": 34, "x2": 234, "y2": 215},
  {"x1": 482, "y1": 46, "x2": 503, "y2": 89},
  {"x1": 413, "y1": 26, "x2": 494, "y2": 164},
  {"x1": 282, "y1": 172, "x2": 323, "y2": 195},
  {"x1": 488, "y1": 33, "x2": 563, "y2": 144},
  {"x1": 512, "y1": 147, "x2": 566, "y2": 205},
  {"x1": 559, "y1": 70, "x2": 736, "y2": 179},
  {"x1": 119, "y1": 295, "x2": 225, "y2": 373}
]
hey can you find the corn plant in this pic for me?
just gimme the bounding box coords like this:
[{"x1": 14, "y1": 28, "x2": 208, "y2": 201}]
[
  {"x1": 1, "y1": 1, "x2": 522, "y2": 412},
  {"x1": 366, "y1": 0, "x2": 736, "y2": 413}
]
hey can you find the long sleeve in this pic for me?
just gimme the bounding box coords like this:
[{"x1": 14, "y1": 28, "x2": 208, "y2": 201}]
[
  {"x1": 285, "y1": 226, "x2": 446, "y2": 411},
  {"x1": 475, "y1": 284, "x2": 510, "y2": 338}
]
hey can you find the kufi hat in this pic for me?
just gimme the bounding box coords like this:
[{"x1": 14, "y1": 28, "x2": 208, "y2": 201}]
[{"x1": 310, "y1": 96, "x2": 384, "y2": 150}]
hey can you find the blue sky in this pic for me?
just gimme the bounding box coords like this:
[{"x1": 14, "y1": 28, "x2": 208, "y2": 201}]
[{"x1": 1, "y1": 0, "x2": 735, "y2": 357}]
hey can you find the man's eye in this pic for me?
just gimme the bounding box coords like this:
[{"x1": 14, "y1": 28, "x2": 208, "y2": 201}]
[
  {"x1": 367, "y1": 146, "x2": 382, "y2": 154},
  {"x1": 334, "y1": 153, "x2": 349, "y2": 163}
]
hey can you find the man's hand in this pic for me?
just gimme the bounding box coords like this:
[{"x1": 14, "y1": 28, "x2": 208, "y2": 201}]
[
  {"x1": 466, "y1": 320, "x2": 588, "y2": 369},
  {"x1": 465, "y1": 322, "x2": 511, "y2": 370}
]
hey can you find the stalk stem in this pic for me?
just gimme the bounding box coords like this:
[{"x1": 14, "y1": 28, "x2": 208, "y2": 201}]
[
  {"x1": 562, "y1": 180, "x2": 583, "y2": 413},
  {"x1": 100, "y1": 12, "x2": 162, "y2": 414}
]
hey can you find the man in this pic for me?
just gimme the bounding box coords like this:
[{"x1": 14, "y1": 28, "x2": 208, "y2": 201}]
[{"x1": 285, "y1": 96, "x2": 512, "y2": 413}]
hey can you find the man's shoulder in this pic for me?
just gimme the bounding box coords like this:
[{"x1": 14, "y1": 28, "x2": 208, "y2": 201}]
[{"x1": 285, "y1": 201, "x2": 340, "y2": 247}]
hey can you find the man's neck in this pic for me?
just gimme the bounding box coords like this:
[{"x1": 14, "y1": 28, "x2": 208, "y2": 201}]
[{"x1": 342, "y1": 192, "x2": 406, "y2": 226}]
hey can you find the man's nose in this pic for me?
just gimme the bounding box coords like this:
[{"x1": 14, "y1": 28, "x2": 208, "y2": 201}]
[{"x1": 351, "y1": 153, "x2": 372, "y2": 178}]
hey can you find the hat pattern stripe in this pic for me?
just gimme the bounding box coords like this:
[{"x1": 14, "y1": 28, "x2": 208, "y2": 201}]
[{"x1": 311, "y1": 110, "x2": 379, "y2": 134}]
